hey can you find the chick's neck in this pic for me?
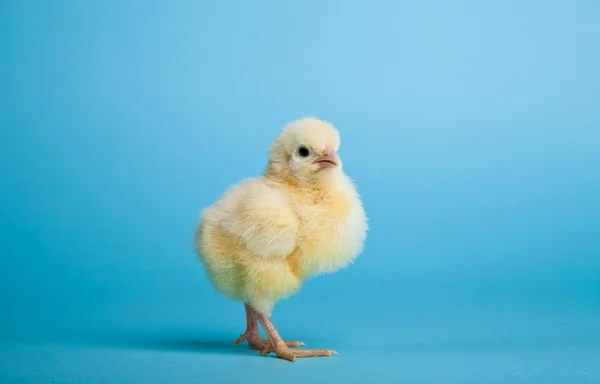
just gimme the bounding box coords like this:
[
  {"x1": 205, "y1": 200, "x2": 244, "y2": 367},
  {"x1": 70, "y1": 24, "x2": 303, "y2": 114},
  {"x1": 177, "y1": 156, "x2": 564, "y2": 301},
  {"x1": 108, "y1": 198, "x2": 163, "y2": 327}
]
[{"x1": 263, "y1": 167, "x2": 345, "y2": 200}]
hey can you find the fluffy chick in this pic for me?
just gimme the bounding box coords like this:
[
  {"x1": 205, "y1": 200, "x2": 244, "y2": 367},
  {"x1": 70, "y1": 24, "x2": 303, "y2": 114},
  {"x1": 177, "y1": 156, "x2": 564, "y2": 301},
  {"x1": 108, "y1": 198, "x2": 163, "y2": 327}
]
[{"x1": 194, "y1": 117, "x2": 368, "y2": 362}]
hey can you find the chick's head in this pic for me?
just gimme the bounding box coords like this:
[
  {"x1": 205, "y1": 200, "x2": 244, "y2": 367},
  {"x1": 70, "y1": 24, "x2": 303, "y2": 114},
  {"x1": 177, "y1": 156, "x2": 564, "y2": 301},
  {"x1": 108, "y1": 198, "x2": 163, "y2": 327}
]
[{"x1": 266, "y1": 117, "x2": 342, "y2": 185}]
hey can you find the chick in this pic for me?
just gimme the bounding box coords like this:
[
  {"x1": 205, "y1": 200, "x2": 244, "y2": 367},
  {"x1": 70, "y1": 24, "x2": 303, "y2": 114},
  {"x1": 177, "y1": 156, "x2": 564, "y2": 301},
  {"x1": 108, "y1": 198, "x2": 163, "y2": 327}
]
[{"x1": 194, "y1": 117, "x2": 368, "y2": 362}]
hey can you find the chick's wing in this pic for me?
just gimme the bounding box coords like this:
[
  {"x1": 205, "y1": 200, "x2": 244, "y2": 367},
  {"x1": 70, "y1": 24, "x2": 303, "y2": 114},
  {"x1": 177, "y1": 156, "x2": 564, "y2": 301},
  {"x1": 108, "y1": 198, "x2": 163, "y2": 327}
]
[{"x1": 220, "y1": 180, "x2": 298, "y2": 258}]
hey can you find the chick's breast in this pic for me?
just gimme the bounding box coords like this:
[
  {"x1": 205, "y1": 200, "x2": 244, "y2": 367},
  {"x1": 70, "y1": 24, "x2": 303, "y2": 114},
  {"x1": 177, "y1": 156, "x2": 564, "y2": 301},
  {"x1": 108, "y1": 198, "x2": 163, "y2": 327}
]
[
  {"x1": 195, "y1": 179, "x2": 302, "y2": 314},
  {"x1": 289, "y1": 176, "x2": 368, "y2": 279}
]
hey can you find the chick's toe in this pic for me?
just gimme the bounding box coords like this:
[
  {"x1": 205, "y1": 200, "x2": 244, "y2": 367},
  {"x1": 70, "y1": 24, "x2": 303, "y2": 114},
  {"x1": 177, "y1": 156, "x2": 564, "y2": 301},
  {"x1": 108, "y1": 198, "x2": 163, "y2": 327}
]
[
  {"x1": 235, "y1": 332, "x2": 304, "y2": 350},
  {"x1": 260, "y1": 343, "x2": 337, "y2": 362}
]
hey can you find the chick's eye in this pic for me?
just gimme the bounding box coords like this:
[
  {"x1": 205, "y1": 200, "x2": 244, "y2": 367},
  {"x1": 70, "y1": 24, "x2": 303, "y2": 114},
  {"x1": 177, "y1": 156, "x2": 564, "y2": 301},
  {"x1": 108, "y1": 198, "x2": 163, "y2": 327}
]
[{"x1": 297, "y1": 146, "x2": 310, "y2": 158}]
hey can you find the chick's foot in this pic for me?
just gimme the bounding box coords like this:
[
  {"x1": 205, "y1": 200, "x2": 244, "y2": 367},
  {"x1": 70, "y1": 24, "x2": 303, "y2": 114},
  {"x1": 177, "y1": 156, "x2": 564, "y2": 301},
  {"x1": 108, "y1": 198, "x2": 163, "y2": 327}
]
[
  {"x1": 234, "y1": 304, "x2": 304, "y2": 350},
  {"x1": 234, "y1": 328, "x2": 266, "y2": 350},
  {"x1": 259, "y1": 343, "x2": 337, "y2": 362},
  {"x1": 255, "y1": 312, "x2": 337, "y2": 362}
]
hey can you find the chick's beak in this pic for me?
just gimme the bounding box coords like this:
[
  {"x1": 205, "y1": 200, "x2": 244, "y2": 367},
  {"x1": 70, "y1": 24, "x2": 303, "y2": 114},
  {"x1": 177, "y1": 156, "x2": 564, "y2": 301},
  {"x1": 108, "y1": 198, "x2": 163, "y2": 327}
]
[{"x1": 314, "y1": 151, "x2": 339, "y2": 170}]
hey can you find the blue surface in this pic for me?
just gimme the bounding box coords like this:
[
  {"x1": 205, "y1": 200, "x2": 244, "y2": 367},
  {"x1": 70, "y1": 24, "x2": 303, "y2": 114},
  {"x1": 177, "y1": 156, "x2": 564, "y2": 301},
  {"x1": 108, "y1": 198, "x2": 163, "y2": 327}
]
[{"x1": 1, "y1": 1, "x2": 600, "y2": 383}]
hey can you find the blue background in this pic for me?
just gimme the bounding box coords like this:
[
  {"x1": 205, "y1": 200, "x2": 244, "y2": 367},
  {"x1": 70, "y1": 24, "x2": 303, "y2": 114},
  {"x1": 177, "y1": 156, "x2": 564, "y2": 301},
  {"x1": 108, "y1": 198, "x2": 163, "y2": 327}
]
[{"x1": 1, "y1": 0, "x2": 599, "y2": 382}]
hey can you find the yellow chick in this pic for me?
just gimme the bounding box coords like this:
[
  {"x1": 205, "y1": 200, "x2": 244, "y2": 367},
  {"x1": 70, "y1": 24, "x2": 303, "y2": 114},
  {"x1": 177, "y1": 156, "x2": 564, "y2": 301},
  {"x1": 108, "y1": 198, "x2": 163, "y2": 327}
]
[{"x1": 194, "y1": 117, "x2": 368, "y2": 362}]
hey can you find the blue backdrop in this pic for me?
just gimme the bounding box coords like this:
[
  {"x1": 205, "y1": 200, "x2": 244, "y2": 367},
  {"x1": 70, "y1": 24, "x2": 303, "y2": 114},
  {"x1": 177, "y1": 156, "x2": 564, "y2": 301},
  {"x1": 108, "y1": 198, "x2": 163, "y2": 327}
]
[{"x1": 1, "y1": 1, "x2": 599, "y2": 383}]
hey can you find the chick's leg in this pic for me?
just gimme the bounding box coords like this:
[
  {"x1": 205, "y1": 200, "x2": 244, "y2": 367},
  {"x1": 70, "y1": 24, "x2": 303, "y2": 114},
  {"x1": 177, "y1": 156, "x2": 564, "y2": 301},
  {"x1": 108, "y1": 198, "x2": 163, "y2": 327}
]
[
  {"x1": 254, "y1": 311, "x2": 337, "y2": 362},
  {"x1": 233, "y1": 303, "x2": 265, "y2": 350},
  {"x1": 234, "y1": 303, "x2": 304, "y2": 350}
]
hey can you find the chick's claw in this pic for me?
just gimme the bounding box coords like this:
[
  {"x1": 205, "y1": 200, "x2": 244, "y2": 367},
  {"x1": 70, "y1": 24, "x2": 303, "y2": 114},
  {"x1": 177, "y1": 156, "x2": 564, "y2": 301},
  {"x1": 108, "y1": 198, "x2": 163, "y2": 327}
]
[{"x1": 283, "y1": 340, "x2": 306, "y2": 348}]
